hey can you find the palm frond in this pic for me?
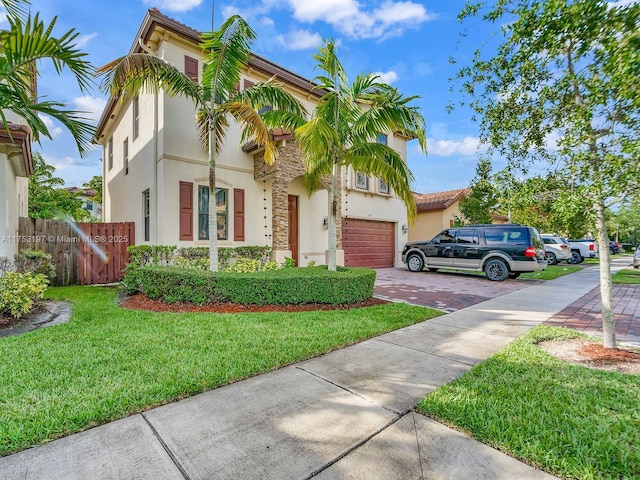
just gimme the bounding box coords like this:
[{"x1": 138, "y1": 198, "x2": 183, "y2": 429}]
[
  {"x1": 223, "y1": 101, "x2": 278, "y2": 164},
  {"x1": 200, "y1": 15, "x2": 255, "y2": 98},
  {"x1": 97, "y1": 53, "x2": 201, "y2": 103},
  {"x1": 295, "y1": 116, "x2": 339, "y2": 172},
  {"x1": 1, "y1": 14, "x2": 95, "y2": 94},
  {"x1": 356, "y1": 87, "x2": 428, "y2": 152},
  {"x1": 0, "y1": 82, "x2": 95, "y2": 156},
  {"x1": 0, "y1": 0, "x2": 29, "y2": 21},
  {"x1": 196, "y1": 108, "x2": 230, "y2": 155},
  {"x1": 232, "y1": 77, "x2": 308, "y2": 121},
  {"x1": 312, "y1": 39, "x2": 347, "y2": 89}
]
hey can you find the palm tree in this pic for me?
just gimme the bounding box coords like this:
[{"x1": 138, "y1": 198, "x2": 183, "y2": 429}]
[
  {"x1": 295, "y1": 39, "x2": 427, "y2": 271},
  {"x1": 0, "y1": 9, "x2": 96, "y2": 155},
  {"x1": 98, "y1": 15, "x2": 305, "y2": 271}
]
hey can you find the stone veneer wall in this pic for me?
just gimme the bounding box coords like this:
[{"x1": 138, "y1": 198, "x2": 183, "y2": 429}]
[{"x1": 254, "y1": 139, "x2": 342, "y2": 253}]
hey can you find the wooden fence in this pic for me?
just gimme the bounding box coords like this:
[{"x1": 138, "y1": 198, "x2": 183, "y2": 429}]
[{"x1": 18, "y1": 218, "x2": 134, "y2": 286}]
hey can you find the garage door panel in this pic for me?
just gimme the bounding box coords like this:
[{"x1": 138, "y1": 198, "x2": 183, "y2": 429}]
[{"x1": 343, "y1": 219, "x2": 395, "y2": 268}]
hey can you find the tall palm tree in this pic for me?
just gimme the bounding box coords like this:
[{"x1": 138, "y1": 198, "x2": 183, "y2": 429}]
[
  {"x1": 295, "y1": 39, "x2": 427, "y2": 271},
  {"x1": 98, "y1": 15, "x2": 306, "y2": 271},
  {"x1": 0, "y1": 10, "x2": 96, "y2": 155}
]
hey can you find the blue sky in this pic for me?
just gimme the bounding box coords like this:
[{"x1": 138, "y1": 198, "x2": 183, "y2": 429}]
[{"x1": 7, "y1": 0, "x2": 500, "y2": 193}]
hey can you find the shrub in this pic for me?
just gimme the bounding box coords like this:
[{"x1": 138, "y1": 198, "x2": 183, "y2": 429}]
[
  {"x1": 123, "y1": 245, "x2": 177, "y2": 294},
  {"x1": 172, "y1": 256, "x2": 209, "y2": 270},
  {"x1": 0, "y1": 271, "x2": 49, "y2": 318},
  {"x1": 13, "y1": 250, "x2": 56, "y2": 281},
  {"x1": 135, "y1": 267, "x2": 214, "y2": 304},
  {"x1": 281, "y1": 257, "x2": 296, "y2": 269},
  {"x1": 224, "y1": 259, "x2": 262, "y2": 273},
  {"x1": 123, "y1": 245, "x2": 275, "y2": 292},
  {"x1": 134, "y1": 266, "x2": 376, "y2": 305},
  {"x1": 127, "y1": 245, "x2": 176, "y2": 267}
]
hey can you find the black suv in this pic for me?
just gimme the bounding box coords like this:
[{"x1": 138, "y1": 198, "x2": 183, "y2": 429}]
[{"x1": 401, "y1": 224, "x2": 547, "y2": 281}]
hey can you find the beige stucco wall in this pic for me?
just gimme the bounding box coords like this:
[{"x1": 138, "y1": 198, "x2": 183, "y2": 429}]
[
  {"x1": 0, "y1": 153, "x2": 28, "y2": 259},
  {"x1": 408, "y1": 201, "x2": 462, "y2": 242}
]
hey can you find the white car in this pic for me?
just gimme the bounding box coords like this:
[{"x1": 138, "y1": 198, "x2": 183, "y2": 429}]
[
  {"x1": 634, "y1": 246, "x2": 640, "y2": 269},
  {"x1": 541, "y1": 234, "x2": 573, "y2": 265}
]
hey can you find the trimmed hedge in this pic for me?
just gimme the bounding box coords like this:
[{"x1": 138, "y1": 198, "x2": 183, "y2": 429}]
[{"x1": 133, "y1": 266, "x2": 376, "y2": 305}]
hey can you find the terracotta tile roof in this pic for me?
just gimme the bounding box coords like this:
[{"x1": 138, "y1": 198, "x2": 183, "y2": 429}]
[
  {"x1": 413, "y1": 188, "x2": 471, "y2": 212},
  {"x1": 66, "y1": 187, "x2": 97, "y2": 197}
]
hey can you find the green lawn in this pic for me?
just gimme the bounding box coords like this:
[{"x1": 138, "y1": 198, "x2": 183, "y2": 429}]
[
  {"x1": 0, "y1": 286, "x2": 440, "y2": 457},
  {"x1": 612, "y1": 268, "x2": 640, "y2": 284},
  {"x1": 519, "y1": 264, "x2": 582, "y2": 280},
  {"x1": 417, "y1": 326, "x2": 639, "y2": 480}
]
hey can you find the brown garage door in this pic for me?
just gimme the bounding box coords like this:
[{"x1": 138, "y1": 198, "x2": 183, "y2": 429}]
[{"x1": 343, "y1": 219, "x2": 395, "y2": 268}]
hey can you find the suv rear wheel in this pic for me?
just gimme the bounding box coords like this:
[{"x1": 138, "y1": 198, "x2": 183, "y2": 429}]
[
  {"x1": 485, "y1": 258, "x2": 509, "y2": 281},
  {"x1": 544, "y1": 251, "x2": 557, "y2": 265},
  {"x1": 568, "y1": 251, "x2": 583, "y2": 264},
  {"x1": 406, "y1": 253, "x2": 424, "y2": 272}
]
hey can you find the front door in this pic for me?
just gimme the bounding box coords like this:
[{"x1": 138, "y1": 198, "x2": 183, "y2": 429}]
[
  {"x1": 453, "y1": 228, "x2": 482, "y2": 268},
  {"x1": 288, "y1": 195, "x2": 299, "y2": 265},
  {"x1": 424, "y1": 229, "x2": 456, "y2": 268}
]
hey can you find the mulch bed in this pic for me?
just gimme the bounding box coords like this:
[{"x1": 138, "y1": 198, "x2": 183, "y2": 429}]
[{"x1": 120, "y1": 294, "x2": 389, "y2": 314}]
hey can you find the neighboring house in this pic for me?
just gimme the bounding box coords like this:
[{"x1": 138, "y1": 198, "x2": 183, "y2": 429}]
[
  {"x1": 66, "y1": 187, "x2": 103, "y2": 220},
  {"x1": 409, "y1": 188, "x2": 470, "y2": 242},
  {"x1": 0, "y1": 119, "x2": 32, "y2": 260},
  {"x1": 95, "y1": 8, "x2": 412, "y2": 268}
]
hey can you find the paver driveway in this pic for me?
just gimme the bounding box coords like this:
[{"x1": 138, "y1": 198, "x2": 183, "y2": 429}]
[{"x1": 374, "y1": 267, "x2": 537, "y2": 312}]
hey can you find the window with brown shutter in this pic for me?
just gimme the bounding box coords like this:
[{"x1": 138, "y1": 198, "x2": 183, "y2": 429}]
[
  {"x1": 243, "y1": 79, "x2": 254, "y2": 90},
  {"x1": 185, "y1": 56, "x2": 198, "y2": 82},
  {"x1": 179, "y1": 181, "x2": 193, "y2": 241},
  {"x1": 234, "y1": 188, "x2": 245, "y2": 241}
]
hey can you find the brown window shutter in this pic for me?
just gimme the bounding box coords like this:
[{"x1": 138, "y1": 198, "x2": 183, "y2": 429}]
[
  {"x1": 179, "y1": 181, "x2": 193, "y2": 241},
  {"x1": 234, "y1": 188, "x2": 245, "y2": 241},
  {"x1": 243, "y1": 79, "x2": 254, "y2": 90},
  {"x1": 185, "y1": 56, "x2": 198, "y2": 82}
]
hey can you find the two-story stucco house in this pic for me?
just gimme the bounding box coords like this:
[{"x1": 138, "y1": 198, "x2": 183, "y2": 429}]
[
  {"x1": 0, "y1": 117, "x2": 32, "y2": 260},
  {"x1": 95, "y1": 8, "x2": 414, "y2": 267}
]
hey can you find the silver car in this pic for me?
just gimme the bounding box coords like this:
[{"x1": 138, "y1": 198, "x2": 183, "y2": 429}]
[{"x1": 634, "y1": 246, "x2": 640, "y2": 269}]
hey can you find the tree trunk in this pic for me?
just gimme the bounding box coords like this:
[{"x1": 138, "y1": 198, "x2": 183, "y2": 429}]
[
  {"x1": 208, "y1": 126, "x2": 219, "y2": 272},
  {"x1": 327, "y1": 161, "x2": 339, "y2": 271},
  {"x1": 594, "y1": 199, "x2": 616, "y2": 348}
]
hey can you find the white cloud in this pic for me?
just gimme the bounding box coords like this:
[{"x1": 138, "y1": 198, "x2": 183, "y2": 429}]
[
  {"x1": 426, "y1": 136, "x2": 482, "y2": 156},
  {"x1": 41, "y1": 153, "x2": 102, "y2": 187},
  {"x1": 39, "y1": 115, "x2": 64, "y2": 139},
  {"x1": 143, "y1": 0, "x2": 203, "y2": 13},
  {"x1": 72, "y1": 96, "x2": 107, "y2": 122},
  {"x1": 248, "y1": 0, "x2": 434, "y2": 40},
  {"x1": 74, "y1": 33, "x2": 98, "y2": 49},
  {"x1": 374, "y1": 70, "x2": 399, "y2": 84},
  {"x1": 277, "y1": 29, "x2": 323, "y2": 51}
]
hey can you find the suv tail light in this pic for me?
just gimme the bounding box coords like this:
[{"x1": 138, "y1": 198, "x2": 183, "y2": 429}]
[
  {"x1": 560, "y1": 244, "x2": 568, "y2": 250},
  {"x1": 525, "y1": 246, "x2": 537, "y2": 257},
  {"x1": 589, "y1": 244, "x2": 594, "y2": 251}
]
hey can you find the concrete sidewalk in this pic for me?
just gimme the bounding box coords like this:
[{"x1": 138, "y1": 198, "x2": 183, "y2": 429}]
[{"x1": 0, "y1": 266, "x2": 606, "y2": 480}]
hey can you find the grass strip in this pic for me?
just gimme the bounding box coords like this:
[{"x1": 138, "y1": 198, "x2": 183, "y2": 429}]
[
  {"x1": 519, "y1": 264, "x2": 582, "y2": 280},
  {"x1": 417, "y1": 325, "x2": 639, "y2": 479},
  {"x1": 612, "y1": 268, "x2": 640, "y2": 284},
  {"x1": 0, "y1": 286, "x2": 439, "y2": 457}
]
